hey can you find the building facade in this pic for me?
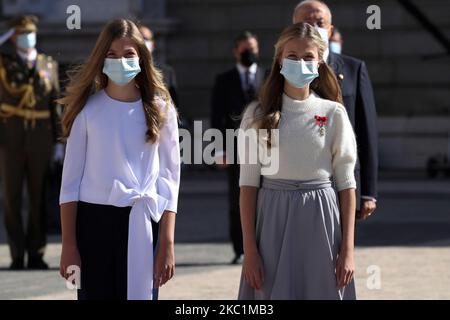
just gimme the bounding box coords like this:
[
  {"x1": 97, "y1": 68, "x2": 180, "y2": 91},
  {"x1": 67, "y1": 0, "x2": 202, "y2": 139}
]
[{"x1": 1, "y1": 0, "x2": 449, "y2": 170}]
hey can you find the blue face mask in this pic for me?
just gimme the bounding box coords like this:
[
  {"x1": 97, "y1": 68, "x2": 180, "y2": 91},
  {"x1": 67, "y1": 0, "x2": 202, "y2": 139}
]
[
  {"x1": 16, "y1": 32, "x2": 36, "y2": 50},
  {"x1": 280, "y1": 58, "x2": 319, "y2": 89},
  {"x1": 102, "y1": 57, "x2": 141, "y2": 86},
  {"x1": 329, "y1": 41, "x2": 342, "y2": 54}
]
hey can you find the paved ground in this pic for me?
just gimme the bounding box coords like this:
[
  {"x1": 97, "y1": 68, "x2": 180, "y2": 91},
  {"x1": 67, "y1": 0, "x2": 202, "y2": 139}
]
[
  {"x1": 1, "y1": 243, "x2": 449, "y2": 300},
  {"x1": 0, "y1": 170, "x2": 450, "y2": 300}
]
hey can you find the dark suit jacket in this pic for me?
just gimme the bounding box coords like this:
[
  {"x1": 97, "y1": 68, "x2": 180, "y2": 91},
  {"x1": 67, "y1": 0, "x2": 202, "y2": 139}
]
[
  {"x1": 211, "y1": 66, "x2": 265, "y2": 136},
  {"x1": 328, "y1": 52, "x2": 378, "y2": 208}
]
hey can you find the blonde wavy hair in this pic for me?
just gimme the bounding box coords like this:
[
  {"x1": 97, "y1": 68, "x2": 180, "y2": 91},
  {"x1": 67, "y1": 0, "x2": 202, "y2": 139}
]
[{"x1": 58, "y1": 18, "x2": 173, "y2": 143}]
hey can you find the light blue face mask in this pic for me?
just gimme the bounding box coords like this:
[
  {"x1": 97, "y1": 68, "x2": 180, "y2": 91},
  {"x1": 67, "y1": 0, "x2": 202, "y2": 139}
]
[
  {"x1": 102, "y1": 57, "x2": 141, "y2": 86},
  {"x1": 329, "y1": 41, "x2": 342, "y2": 54},
  {"x1": 16, "y1": 32, "x2": 36, "y2": 50},
  {"x1": 280, "y1": 58, "x2": 319, "y2": 89}
]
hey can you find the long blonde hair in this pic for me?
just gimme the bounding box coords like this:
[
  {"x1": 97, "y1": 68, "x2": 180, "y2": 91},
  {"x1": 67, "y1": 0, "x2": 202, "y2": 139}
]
[
  {"x1": 254, "y1": 22, "x2": 342, "y2": 147},
  {"x1": 58, "y1": 18, "x2": 173, "y2": 143}
]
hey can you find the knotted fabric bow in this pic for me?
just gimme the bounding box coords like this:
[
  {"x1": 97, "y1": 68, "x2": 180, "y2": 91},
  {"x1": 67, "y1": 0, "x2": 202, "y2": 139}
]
[
  {"x1": 314, "y1": 115, "x2": 329, "y2": 125},
  {"x1": 107, "y1": 175, "x2": 168, "y2": 300}
]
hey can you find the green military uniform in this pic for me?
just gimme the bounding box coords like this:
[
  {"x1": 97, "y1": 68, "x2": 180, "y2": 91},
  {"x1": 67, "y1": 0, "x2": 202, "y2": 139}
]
[{"x1": 0, "y1": 16, "x2": 61, "y2": 267}]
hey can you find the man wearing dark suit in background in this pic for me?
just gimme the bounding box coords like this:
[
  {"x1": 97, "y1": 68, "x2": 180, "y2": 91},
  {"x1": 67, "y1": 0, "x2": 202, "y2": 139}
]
[
  {"x1": 139, "y1": 24, "x2": 180, "y2": 299},
  {"x1": 294, "y1": 0, "x2": 379, "y2": 220},
  {"x1": 139, "y1": 25, "x2": 179, "y2": 108},
  {"x1": 211, "y1": 31, "x2": 265, "y2": 264}
]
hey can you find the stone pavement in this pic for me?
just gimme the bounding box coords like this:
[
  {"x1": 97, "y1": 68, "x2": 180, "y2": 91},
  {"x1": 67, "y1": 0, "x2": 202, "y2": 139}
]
[
  {"x1": 0, "y1": 242, "x2": 449, "y2": 300},
  {"x1": 0, "y1": 170, "x2": 449, "y2": 300}
]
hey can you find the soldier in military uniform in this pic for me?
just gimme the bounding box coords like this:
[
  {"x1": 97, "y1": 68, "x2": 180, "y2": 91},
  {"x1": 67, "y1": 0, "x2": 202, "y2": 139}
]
[{"x1": 0, "y1": 15, "x2": 61, "y2": 270}]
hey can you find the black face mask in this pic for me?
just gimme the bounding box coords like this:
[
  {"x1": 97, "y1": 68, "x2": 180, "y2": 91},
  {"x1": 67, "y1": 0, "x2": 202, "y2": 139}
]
[{"x1": 240, "y1": 49, "x2": 258, "y2": 67}]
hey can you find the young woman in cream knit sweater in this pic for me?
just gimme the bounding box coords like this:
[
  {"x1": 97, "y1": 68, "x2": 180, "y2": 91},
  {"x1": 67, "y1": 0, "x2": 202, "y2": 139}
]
[{"x1": 238, "y1": 23, "x2": 357, "y2": 300}]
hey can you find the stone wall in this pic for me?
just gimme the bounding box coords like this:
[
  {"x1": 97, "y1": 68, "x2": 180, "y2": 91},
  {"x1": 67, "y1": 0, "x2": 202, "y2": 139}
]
[
  {"x1": 1, "y1": 0, "x2": 449, "y2": 169},
  {"x1": 166, "y1": 0, "x2": 450, "y2": 169}
]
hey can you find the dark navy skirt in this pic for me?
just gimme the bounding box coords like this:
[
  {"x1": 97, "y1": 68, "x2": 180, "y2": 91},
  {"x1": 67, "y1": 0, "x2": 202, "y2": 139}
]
[{"x1": 76, "y1": 201, "x2": 159, "y2": 300}]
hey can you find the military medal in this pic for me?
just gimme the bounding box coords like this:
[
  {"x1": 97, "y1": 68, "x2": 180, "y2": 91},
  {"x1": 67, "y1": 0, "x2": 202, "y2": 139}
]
[
  {"x1": 319, "y1": 126, "x2": 325, "y2": 136},
  {"x1": 314, "y1": 115, "x2": 328, "y2": 136}
]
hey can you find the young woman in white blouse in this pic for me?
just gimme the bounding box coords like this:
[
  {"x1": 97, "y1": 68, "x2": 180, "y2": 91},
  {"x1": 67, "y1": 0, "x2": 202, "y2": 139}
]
[
  {"x1": 238, "y1": 23, "x2": 357, "y2": 299},
  {"x1": 58, "y1": 19, "x2": 180, "y2": 300}
]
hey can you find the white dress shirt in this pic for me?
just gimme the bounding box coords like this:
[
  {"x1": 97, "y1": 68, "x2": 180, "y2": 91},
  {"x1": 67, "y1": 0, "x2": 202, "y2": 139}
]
[
  {"x1": 236, "y1": 62, "x2": 257, "y2": 92},
  {"x1": 59, "y1": 89, "x2": 180, "y2": 299}
]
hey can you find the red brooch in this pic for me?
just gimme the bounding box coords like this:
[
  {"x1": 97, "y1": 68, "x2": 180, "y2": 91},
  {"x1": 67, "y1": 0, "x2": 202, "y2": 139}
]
[{"x1": 314, "y1": 116, "x2": 328, "y2": 136}]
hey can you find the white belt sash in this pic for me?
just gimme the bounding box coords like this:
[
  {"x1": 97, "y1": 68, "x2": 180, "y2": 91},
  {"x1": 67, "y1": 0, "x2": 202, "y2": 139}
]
[{"x1": 107, "y1": 176, "x2": 168, "y2": 300}]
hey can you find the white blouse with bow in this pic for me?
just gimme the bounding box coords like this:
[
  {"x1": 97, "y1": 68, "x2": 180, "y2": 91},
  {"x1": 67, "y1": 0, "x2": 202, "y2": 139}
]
[{"x1": 59, "y1": 89, "x2": 180, "y2": 300}]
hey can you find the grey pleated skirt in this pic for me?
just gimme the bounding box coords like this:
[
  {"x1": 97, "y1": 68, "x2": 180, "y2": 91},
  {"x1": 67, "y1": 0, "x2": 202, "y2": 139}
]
[{"x1": 238, "y1": 177, "x2": 356, "y2": 300}]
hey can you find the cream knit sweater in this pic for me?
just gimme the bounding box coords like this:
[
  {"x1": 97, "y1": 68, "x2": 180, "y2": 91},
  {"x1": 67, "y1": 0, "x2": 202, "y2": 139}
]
[{"x1": 238, "y1": 91, "x2": 357, "y2": 191}]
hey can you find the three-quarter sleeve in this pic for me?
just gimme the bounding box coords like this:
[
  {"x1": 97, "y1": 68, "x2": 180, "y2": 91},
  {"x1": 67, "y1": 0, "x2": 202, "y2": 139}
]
[
  {"x1": 156, "y1": 102, "x2": 181, "y2": 213},
  {"x1": 238, "y1": 102, "x2": 262, "y2": 187},
  {"x1": 331, "y1": 104, "x2": 357, "y2": 191},
  {"x1": 59, "y1": 109, "x2": 87, "y2": 204}
]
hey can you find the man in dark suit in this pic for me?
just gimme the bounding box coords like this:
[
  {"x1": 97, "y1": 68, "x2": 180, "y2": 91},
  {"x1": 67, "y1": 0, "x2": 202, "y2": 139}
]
[
  {"x1": 139, "y1": 24, "x2": 180, "y2": 299},
  {"x1": 139, "y1": 25, "x2": 179, "y2": 108},
  {"x1": 211, "y1": 31, "x2": 265, "y2": 264},
  {"x1": 293, "y1": 0, "x2": 378, "y2": 220}
]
